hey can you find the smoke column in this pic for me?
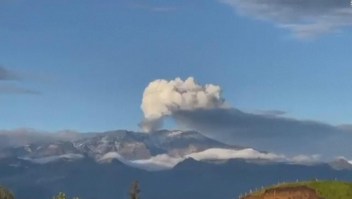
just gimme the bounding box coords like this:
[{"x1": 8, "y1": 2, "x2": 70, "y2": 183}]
[{"x1": 140, "y1": 77, "x2": 225, "y2": 132}]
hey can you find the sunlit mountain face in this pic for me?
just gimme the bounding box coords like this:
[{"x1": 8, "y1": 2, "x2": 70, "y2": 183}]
[
  {"x1": 1, "y1": 133, "x2": 352, "y2": 199},
  {"x1": 0, "y1": 129, "x2": 255, "y2": 170},
  {"x1": 2, "y1": 129, "x2": 352, "y2": 170}
]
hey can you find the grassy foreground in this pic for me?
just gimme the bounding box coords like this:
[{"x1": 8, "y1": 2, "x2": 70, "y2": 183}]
[{"x1": 251, "y1": 181, "x2": 352, "y2": 199}]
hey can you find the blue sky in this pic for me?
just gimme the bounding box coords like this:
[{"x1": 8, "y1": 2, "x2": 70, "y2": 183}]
[{"x1": 1, "y1": 0, "x2": 352, "y2": 132}]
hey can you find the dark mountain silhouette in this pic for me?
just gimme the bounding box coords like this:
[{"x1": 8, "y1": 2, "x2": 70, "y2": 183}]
[{"x1": 1, "y1": 157, "x2": 352, "y2": 199}]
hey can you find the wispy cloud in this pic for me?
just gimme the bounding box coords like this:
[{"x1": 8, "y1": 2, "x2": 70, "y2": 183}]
[
  {"x1": 0, "y1": 66, "x2": 40, "y2": 95},
  {"x1": 0, "y1": 66, "x2": 20, "y2": 81},
  {"x1": 256, "y1": 110, "x2": 286, "y2": 117},
  {"x1": 114, "y1": 149, "x2": 322, "y2": 170},
  {"x1": 130, "y1": 2, "x2": 177, "y2": 13},
  {"x1": 0, "y1": 85, "x2": 40, "y2": 95},
  {"x1": 220, "y1": 0, "x2": 352, "y2": 38}
]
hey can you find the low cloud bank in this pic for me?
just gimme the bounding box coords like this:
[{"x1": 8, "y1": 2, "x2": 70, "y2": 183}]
[
  {"x1": 99, "y1": 148, "x2": 324, "y2": 171},
  {"x1": 21, "y1": 153, "x2": 84, "y2": 164},
  {"x1": 186, "y1": 148, "x2": 284, "y2": 161}
]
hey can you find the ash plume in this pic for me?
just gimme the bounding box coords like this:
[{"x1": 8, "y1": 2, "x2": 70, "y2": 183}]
[{"x1": 140, "y1": 77, "x2": 225, "y2": 132}]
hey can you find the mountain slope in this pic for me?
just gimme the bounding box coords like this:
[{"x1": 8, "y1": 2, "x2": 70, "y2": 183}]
[
  {"x1": 243, "y1": 181, "x2": 352, "y2": 199},
  {"x1": 1, "y1": 129, "x2": 352, "y2": 199},
  {"x1": 0, "y1": 130, "x2": 250, "y2": 170},
  {"x1": 74, "y1": 130, "x2": 238, "y2": 160},
  {"x1": 1, "y1": 158, "x2": 352, "y2": 199}
]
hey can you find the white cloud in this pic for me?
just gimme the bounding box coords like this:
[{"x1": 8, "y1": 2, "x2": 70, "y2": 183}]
[
  {"x1": 131, "y1": 154, "x2": 182, "y2": 171},
  {"x1": 98, "y1": 152, "x2": 182, "y2": 171},
  {"x1": 221, "y1": 0, "x2": 352, "y2": 37},
  {"x1": 46, "y1": 149, "x2": 326, "y2": 171},
  {"x1": 21, "y1": 153, "x2": 84, "y2": 164},
  {"x1": 125, "y1": 148, "x2": 286, "y2": 171},
  {"x1": 289, "y1": 154, "x2": 321, "y2": 165},
  {"x1": 99, "y1": 152, "x2": 124, "y2": 161},
  {"x1": 186, "y1": 148, "x2": 285, "y2": 161}
]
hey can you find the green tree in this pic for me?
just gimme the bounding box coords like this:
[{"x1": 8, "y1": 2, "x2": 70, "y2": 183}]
[
  {"x1": 129, "y1": 181, "x2": 141, "y2": 199},
  {"x1": 0, "y1": 186, "x2": 15, "y2": 199}
]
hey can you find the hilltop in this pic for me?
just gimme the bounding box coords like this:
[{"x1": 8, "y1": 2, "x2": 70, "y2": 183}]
[{"x1": 242, "y1": 181, "x2": 352, "y2": 199}]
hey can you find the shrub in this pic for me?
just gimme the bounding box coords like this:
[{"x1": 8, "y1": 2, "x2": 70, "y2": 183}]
[{"x1": 0, "y1": 186, "x2": 15, "y2": 199}]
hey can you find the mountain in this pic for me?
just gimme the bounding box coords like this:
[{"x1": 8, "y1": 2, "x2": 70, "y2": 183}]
[
  {"x1": 329, "y1": 158, "x2": 352, "y2": 170},
  {"x1": 1, "y1": 129, "x2": 352, "y2": 199},
  {"x1": 0, "y1": 129, "x2": 347, "y2": 170},
  {"x1": 0, "y1": 129, "x2": 247, "y2": 170},
  {"x1": 1, "y1": 157, "x2": 352, "y2": 199},
  {"x1": 74, "y1": 130, "x2": 238, "y2": 161}
]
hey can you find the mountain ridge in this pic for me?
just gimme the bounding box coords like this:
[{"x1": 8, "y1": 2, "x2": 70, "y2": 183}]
[
  {"x1": 1, "y1": 155, "x2": 352, "y2": 199},
  {"x1": 1, "y1": 129, "x2": 351, "y2": 171},
  {"x1": 0, "y1": 129, "x2": 245, "y2": 170}
]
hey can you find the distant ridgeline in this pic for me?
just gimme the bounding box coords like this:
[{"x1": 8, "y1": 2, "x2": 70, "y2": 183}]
[{"x1": 240, "y1": 181, "x2": 352, "y2": 199}]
